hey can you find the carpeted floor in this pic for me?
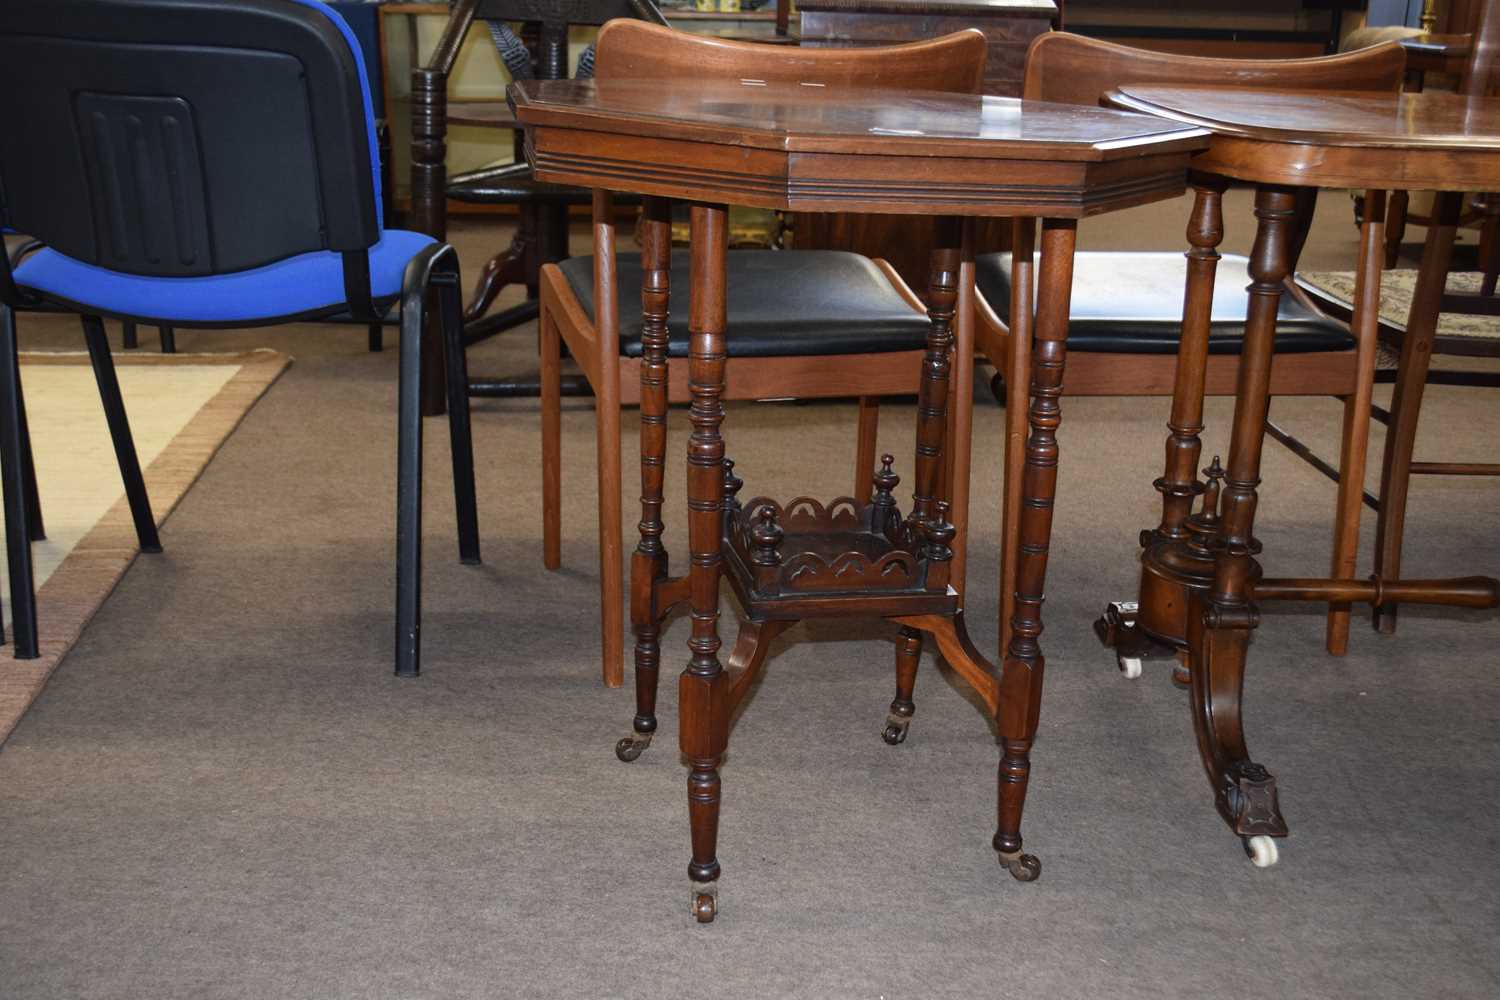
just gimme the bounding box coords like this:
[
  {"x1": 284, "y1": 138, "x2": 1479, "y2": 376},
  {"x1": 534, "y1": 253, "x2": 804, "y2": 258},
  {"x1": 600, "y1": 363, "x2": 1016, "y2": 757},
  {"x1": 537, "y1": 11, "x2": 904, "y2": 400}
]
[
  {"x1": 0, "y1": 190, "x2": 1497, "y2": 999},
  {"x1": 0, "y1": 351, "x2": 290, "y2": 745}
]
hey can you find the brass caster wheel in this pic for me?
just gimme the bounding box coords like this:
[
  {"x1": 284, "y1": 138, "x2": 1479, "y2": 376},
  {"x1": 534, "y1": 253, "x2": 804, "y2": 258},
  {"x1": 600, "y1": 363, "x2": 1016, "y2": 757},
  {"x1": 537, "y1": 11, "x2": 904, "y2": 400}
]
[
  {"x1": 614, "y1": 732, "x2": 652, "y2": 762},
  {"x1": 881, "y1": 717, "x2": 910, "y2": 746},
  {"x1": 691, "y1": 883, "x2": 718, "y2": 923},
  {"x1": 1244, "y1": 835, "x2": 1280, "y2": 868},
  {"x1": 1171, "y1": 657, "x2": 1191, "y2": 688},
  {"x1": 999, "y1": 851, "x2": 1041, "y2": 882}
]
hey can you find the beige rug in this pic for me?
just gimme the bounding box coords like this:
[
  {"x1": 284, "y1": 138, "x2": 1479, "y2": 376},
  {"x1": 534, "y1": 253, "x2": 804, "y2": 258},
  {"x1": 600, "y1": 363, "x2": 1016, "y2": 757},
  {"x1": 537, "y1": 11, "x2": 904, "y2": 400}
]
[{"x1": 0, "y1": 349, "x2": 290, "y2": 744}]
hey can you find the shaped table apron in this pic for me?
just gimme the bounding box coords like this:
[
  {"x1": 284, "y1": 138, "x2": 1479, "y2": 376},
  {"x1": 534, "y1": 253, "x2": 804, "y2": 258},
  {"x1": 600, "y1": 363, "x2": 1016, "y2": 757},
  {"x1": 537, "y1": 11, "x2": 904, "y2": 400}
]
[
  {"x1": 1107, "y1": 87, "x2": 1500, "y2": 191},
  {"x1": 522, "y1": 126, "x2": 1197, "y2": 218}
]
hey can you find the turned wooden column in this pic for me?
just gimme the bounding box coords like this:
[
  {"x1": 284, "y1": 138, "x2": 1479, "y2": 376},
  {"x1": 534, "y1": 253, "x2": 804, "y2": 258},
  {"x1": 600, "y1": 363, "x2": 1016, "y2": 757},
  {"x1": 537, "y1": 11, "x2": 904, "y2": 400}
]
[
  {"x1": 619, "y1": 196, "x2": 673, "y2": 758},
  {"x1": 678, "y1": 203, "x2": 730, "y2": 918},
  {"x1": 995, "y1": 217, "x2": 1075, "y2": 874},
  {"x1": 911, "y1": 219, "x2": 961, "y2": 556},
  {"x1": 1189, "y1": 185, "x2": 1299, "y2": 844},
  {"x1": 1154, "y1": 173, "x2": 1229, "y2": 547}
]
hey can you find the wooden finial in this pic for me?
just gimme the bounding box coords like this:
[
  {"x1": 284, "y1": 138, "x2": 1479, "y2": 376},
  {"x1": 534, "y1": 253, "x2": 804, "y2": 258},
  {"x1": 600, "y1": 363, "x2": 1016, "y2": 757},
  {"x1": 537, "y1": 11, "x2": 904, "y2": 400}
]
[
  {"x1": 722, "y1": 458, "x2": 744, "y2": 512},
  {"x1": 749, "y1": 505, "x2": 783, "y2": 567}
]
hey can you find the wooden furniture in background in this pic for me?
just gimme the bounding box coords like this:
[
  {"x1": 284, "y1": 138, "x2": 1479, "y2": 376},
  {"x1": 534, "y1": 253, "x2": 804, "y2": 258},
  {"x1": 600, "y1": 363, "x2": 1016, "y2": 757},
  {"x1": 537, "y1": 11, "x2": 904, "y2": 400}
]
[
  {"x1": 1062, "y1": 0, "x2": 1350, "y2": 58},
  {"x1": 1103, "y1": 83, "x2": 1500, "y2": 868},
  {"x1": 513, "y1": 50, "x2": 1207, "y2": 920},
  {"x1": 982, "y1": 33, "x2": 1407, "y2": 666},
  {"x1": 409, "y1": 0, "x2": 667, "y2": 414},
  {"x1": 797, "y1": 0, "x2": 1057, "y2": 93},
  {"x1": 1384, "y1": 0, "x2": 1499, "y2": 269},
  {"x1": 538, "y1": 21, "x2": 986, "y2": 687},
  {"x1": 793, "y1": 0, "x2": 1058, "y2": 291}
]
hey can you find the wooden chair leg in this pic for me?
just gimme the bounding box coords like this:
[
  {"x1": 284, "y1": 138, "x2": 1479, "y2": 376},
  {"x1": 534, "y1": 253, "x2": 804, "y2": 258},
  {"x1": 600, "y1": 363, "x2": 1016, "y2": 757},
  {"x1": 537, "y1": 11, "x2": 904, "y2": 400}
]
[
  {"x1": 592, "y1": 190, "x2": 624, "y2": 688},
  {"x1": 1326, "y1": 190, "x2": 1385, "y2": 655},
  {"x1": 1385, "y1": 190, "x2": 1409, "y2": 269},
  {"x1": 948, "y1": 224, "x2": 977, "y2": 600},
  {"x1": 596, "y1": 373, "x2": 624, "y2": 690},
  {"x1": 1375, "y1": 191, "x2": 1461, "y2": 634},
  {"x1": 1000, "y1": 219, "x2": 1036, "y2": 657},
  {"x1": 1480, "y1": 194, "x2": 1500, "y2": 297},
  {"x1": 540, "y1": 303, "x2": 562, "y2": 571},
  {"x1": 854, "y1": 395, "x2": 879, "y2": 502}
]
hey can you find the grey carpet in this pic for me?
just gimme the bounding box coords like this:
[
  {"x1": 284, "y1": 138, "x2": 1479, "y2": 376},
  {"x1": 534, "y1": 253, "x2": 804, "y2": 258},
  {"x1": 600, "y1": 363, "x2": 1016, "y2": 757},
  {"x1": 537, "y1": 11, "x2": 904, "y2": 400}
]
[{"x1": 2, "y1": 190, "x2": 1498, "y2": 999}]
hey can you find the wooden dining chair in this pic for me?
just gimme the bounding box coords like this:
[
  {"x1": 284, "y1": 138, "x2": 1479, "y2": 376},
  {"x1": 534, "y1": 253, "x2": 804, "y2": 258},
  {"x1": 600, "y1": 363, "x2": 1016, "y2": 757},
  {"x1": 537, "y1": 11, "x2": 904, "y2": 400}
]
[
  {"x1": 539, "y1": 19, "x2": 989, "y2": 685},
  {"x1": 976, "y1": 32, "x2": 1408, "y2": 664}
]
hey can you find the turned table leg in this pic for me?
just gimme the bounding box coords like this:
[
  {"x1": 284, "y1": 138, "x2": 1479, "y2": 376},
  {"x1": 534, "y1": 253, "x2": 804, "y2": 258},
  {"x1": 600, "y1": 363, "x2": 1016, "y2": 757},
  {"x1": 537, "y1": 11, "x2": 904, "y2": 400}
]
[
  {"x1": 1095, "y1": 174, "x2": 1227, "y2": 680},
  {"x1": 1154, "y1": 175, "x2": 1228, "y2": 553},
  {"x1": 1189, "y1": 185, "x2": 1298, "y2": 865},
  {"x1": 679, "y1": 203, "x2": 730, "y2": 923},
  {"x1": 994, "y1": 218, "x2": 1076, "y2": 882},
  {"x1": 1374, "y1": 191, "x2": 1463, "y2": 635},
  {"x1": 617, "y1": 197, "x2": 674, "y2": 763},
  {"x1": 883, "y1": 626, "x2": 922, "y2": 746}
]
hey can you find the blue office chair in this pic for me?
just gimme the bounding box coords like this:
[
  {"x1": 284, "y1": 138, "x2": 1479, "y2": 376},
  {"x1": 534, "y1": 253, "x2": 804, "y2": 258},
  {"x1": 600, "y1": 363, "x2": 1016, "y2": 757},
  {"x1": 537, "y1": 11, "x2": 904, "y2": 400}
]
[{"x1": 0, "y1": 0, "x2": 479, "y2": 676}]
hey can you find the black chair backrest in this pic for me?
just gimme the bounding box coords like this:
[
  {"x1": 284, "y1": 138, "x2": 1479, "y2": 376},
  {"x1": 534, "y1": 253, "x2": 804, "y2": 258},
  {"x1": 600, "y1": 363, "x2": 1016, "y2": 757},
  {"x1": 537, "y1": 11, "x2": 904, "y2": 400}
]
[{"x1": 0, "y1": 0, "x2": 381, "y2": 279}]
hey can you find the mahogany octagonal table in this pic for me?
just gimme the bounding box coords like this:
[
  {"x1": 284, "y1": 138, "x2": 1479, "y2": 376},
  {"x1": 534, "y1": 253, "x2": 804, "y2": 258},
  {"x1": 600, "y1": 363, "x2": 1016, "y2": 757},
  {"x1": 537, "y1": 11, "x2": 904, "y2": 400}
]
[
  {"x1": 511, "y1": 76, "x2": 1207, "y2": 920},
  {"x1": 1100, "y1": 86, "x2": 1500, "y2": 868}
]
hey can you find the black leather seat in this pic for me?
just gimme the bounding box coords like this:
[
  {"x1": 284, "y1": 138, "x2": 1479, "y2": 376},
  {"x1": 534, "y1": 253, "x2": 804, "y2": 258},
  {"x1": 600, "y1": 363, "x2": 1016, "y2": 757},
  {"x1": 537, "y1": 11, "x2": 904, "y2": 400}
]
[
  {"x1": 559, "y1": 250, "x2": 932, "y2": 358},
  {"x1": 449, "y1": 162, "x2": 595, "y2": 206},
  {"x1": 976, "y1": 251, "x2": 1354, "y2": 355}
]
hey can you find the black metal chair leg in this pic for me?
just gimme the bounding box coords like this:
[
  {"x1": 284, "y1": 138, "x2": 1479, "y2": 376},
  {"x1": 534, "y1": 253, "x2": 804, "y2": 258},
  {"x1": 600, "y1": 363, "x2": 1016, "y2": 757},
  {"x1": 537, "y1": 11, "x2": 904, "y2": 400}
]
[
  {"x1": 122, "y1": 320, "x2": 139, "y2": 350},
  {"x1": 437, "y1": 273, "x2": 481, "y2": 565},
  {"x1": 0, "y1": 304, "x2": 39, "y2": 658},
  {"x1": 368, "y1": 323, "x2": 383, "y2": 352},
  {"x1": 395, "y1": 278, "x2": 425, "y2": 677},
  {"x1": 159, "y1": 326, "x2": 176, "y2": 354},
  {"x1": 81, "y1": 316, "x2": 161, "y2": 553},
  {"x1": 11, "y1": 328, "x2": 44, "y2": 541}
]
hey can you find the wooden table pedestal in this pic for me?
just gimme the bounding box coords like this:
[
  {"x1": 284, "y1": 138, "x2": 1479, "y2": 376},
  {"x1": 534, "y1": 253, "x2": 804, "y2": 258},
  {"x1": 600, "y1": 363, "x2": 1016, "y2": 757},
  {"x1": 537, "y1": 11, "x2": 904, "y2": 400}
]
[{"x1": 1097, "y1": 86, "x2": 1500, "y2": 868}]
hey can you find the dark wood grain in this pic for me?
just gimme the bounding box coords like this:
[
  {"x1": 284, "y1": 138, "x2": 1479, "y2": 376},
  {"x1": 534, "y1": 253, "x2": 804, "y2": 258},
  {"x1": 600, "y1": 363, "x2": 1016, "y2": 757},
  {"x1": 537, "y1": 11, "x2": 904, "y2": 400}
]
[
  {"x1": 517, "y1": 21, "x2": 1207, "y2": 916},
  {"x1": 1110, "y1": 87, "x2": 1500, "y2": 190},
  {"x1": 512, "y1": 76, "x2": 1205, "y2": 219},
  {"x1": 1099, "y1": 66, "x2": 1500, "y2": 865}
]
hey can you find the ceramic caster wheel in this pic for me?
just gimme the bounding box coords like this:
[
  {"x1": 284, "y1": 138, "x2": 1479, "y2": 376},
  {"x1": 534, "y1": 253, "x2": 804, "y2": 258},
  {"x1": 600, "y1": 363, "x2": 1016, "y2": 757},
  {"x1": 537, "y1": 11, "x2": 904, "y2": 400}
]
[
  {"x1": 1244, "y1": 835, "x2": 1280, "y2": 868},
  {"x1": 1117, "y1": 655, "x2": 1143, "y2": 680},
  {"x1": 881, "y1": 718, "x2": 910, "y2": 746},
  {"x1": 614, "y1": 733, "x2": 651, "y2": 762},
  {"x1": 999, "y1": 851, "x2": 1041, "y2": 882},
  {"x1": 691, "y1": 884, "x2": 718, "y2": 923}
]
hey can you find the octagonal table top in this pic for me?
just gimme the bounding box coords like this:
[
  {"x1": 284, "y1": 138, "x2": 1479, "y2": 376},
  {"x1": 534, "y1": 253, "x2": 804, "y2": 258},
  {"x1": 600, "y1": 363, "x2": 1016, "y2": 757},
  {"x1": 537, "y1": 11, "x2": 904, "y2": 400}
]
[{"x1": 509, "y1": 77, "x2": 1210, "y2": 217}]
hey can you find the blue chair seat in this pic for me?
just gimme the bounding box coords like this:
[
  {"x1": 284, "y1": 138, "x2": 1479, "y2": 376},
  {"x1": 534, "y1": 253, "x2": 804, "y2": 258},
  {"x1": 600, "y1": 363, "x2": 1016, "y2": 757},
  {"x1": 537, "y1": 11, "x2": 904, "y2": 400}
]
[{"x1": 12, "y1": 230, "x2": 435, "y2": 325}]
